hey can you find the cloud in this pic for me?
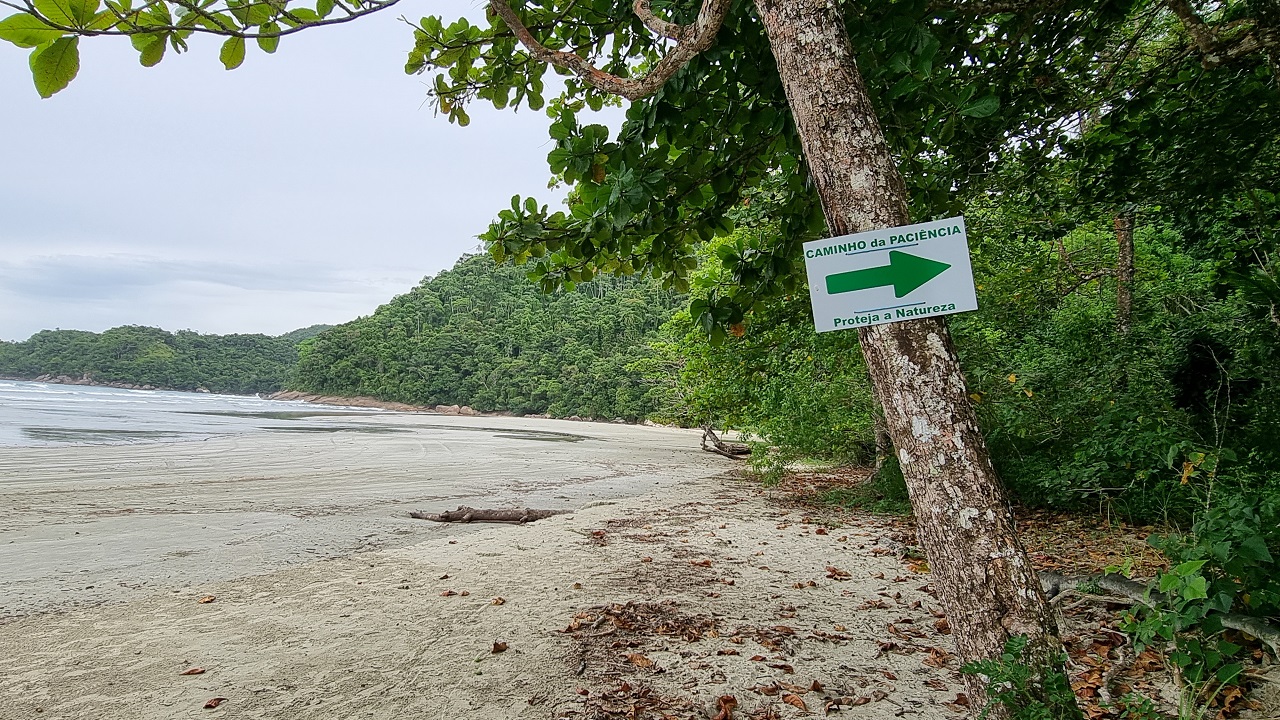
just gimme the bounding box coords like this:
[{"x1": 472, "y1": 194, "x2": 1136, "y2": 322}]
[
  {"x1": 0, "y1": 254, "x2": 426, "y2": 340},
  {"x1": 0, "y1": 0, "x2": 624, "y2": 342},
  {"x1": 0, "y1": 253, "x2": 389, "y2": 300}
]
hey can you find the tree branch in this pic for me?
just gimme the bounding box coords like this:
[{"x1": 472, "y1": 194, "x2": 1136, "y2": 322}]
[
  {"x1": 488, "y1": 0, "x2": 731, "y2": 101},
  {"x1": 1164, "y1": 0, "x2": 1277, "y2": 68},
  {"x1": 1166, "y1": 0, "x2": 1219, "y2": 56},
  {"x1": 8, "y1": 0, "x2": 402, "y2": 39},
  {"x1": 632, "y1": 0, "x2": 681, "y2": 40}
]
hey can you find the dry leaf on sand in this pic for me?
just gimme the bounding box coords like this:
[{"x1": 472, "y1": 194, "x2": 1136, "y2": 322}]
[
  {"x1": 713, "y1": 694, "x2": 737, "y2": 720},
  {"x1": 782, "y1": 693, "x2": 808, "y2": 711}
]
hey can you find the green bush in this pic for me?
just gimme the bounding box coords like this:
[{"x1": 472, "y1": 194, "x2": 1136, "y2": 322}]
[
  {"x1": 648, "y1": 231, "x2": 879, "y2": 471},
  {"x1": 960, "y1": 635, "x2": 1083, "y2": 720},
  {"x1": 1150, "y1": 495, "x2": 1280, "y2": 620},
  {"x1": 954, "y1": 214, "x2": 1280, "y2": 523}
]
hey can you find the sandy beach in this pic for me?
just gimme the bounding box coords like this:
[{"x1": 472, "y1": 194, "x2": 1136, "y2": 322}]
[
  {"x1": 0, "y1": 414, "x2": 726, "y2": 618},
  {"x1": 0, "y1": 414, "x2": 964, "y2": 719}
]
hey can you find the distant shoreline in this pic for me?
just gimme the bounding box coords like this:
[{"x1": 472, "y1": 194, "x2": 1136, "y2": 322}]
[
  {"x1": 0, "y1": 373, "x2": 217, "y2": 395},
  {"x1": 3, "y1": 375, "x2": 651, "y2": 425},
  {"x1": 264, "y1": 389, "x2": 647, "y2": 425},
  {"x1": 262, "y1": 389, "x2": 443, "y2": 413}
]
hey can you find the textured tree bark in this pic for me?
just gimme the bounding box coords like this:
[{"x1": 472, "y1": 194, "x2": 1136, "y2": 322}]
[
  {"x1": 873, "y1": 410, "x2": 892, "y2": 472},
  {"x1": 752, "y1": 0, "x2": 1069, "y2": 712},
  {"x1": 1115, "y1": 211, "x2": 1135, "y2": 333}
]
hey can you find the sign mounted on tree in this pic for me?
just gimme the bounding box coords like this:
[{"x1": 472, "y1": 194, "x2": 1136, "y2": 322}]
[{"x1": 803, "y1": 217, "x2": 978, "y2": 333}]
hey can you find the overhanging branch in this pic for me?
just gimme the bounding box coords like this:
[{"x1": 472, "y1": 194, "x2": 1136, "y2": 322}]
[
  {"x1": 1164, "y1": 0, "x2": 1276, "y2": 68},
  {"x1": 488, "y1": 0, "x2": 731, "y2": 100},
  {"x1": 632, "y1": 0, "x2": 682, "y2": 40},
  {"x1": 5, "y1": 0, "x2": 402, "y2": 39}
]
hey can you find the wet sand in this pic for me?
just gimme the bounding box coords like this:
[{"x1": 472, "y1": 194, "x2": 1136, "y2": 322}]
[{"x1": 0, "y1": 414, "x2": 723, "y2": 619}]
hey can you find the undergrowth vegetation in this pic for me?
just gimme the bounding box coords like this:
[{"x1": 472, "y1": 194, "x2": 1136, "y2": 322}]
[{"x1": 653, "y1": 207, "x2": 1279, "y2": 529}]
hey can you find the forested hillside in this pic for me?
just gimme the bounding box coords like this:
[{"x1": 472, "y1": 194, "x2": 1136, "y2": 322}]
[
  {"x1": 0, "y1": 325, "x2": 329, "y2": 394},
  {"x1": 290, "y1": 254, "x2": 681, "y2": 419}
]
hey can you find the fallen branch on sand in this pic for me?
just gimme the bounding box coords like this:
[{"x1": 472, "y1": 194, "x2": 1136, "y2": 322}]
[
  {"x1": 408, "y1": 506, "x2": 571, "y2": 524},
  {"x1": 701, "y1": 426, "x2": 750, "y2": 459}
]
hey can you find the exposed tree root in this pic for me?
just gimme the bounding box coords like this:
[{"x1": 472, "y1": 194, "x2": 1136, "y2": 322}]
[
  {"x1": 872, "y1": 538, "x2": 1280, "y2": 657},
  {"x1": 1097, "y1": 641, "x2": 1134, "y2": 705},
  {"x1": 1040, "y1": 572, "x2": 1280, "y2": 658}
]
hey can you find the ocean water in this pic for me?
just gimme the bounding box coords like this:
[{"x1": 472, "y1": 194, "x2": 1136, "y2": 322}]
[{"x1": 0, "y1": 380, "x2": 375, "y2": 447}]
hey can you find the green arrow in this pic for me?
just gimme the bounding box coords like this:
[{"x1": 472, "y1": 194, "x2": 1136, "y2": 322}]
[{"x1": 825, "y1": 250, "x2": 951, "y2": 298}]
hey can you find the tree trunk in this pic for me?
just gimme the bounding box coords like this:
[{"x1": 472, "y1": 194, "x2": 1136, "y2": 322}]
[
  {"x1": 752, "y1": 0, "x2": 1070, "y2": 712},
  {"x1": 1115, "y1": 211, "x2": 1135, "y2": 333},
  {"x1": 873, "y1": 409, "x2": 891, "y2": 472}
]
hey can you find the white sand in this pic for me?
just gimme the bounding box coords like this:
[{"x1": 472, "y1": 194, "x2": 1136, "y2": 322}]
[
  {"x1": 0, "y1": 416, "x2": 959, "y2": 719},
  {"x1": 0, "y1": 415, "x2": 722, "y2": 617}
]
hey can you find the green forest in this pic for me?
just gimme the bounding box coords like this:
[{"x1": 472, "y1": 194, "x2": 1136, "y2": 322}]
[
  {"x1": 290, "y1": 253, "x2": 682, "y2": 419},
  {"x1": 0, "y1": 324, "x2": 330, "y2": 394}
]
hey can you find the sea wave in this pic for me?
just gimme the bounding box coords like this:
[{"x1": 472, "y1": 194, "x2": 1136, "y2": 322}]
[{"x1": 0, "y1": 379, "x2": 374, "y2": 448}]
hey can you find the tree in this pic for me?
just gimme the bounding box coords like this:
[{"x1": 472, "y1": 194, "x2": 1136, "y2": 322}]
[
  {"x1": 0, "y1": 0, "x2": 1080, "y2": 707},
  {"x1": 291, "y1": 253, "x2": 680, "y2": 418},
  {"x1": 10, "y1": 0, "x2": 1225, "y2": 712}
]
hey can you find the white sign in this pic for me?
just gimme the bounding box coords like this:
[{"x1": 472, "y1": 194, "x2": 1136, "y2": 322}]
[{"x1": 803, "y1": 216, "x2": 978, "y2": 333}]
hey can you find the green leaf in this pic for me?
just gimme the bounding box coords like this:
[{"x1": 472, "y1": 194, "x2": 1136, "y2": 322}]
[
  {"x1": 85, "y1": 9, "x2": 116, "y2": 30},
  {"x1": 405, "y1": 48, "x2": 425, "y2": 74},
  {"x1": 28, "y1": 35, "x2": 79, "y2": 97},
  {"x1": 257, "y1": 22, "x2": 279, "y2": 53},
  {"x1": 958, "y1": 95, "x2": 1000, "y2": 118},
  {"x1": 1174, "y1": 560, "x2": 1208, "y2": 577},
  {"x1": 0, "y1": 14, "x2": 63, "y2": 48},
  {"x1": 1201, "y1": 613, "x2": 1224, "y2": 634},
  {"x1": 241, "y1": 1, "x2": 271, "y2": 26},
  {"x1": 1182, "y1": 575, "x2": 1208, "y2": 601},
  {"x1": 1239, "y1": 535, "x2": 1273, "y2": 562},
  {"x1": 1158, "y1": 572, "x2": 1181, "y2": 593},
  {"x1": 131, "y1": 32, "x2": 166, "y2": 66},
  {"x1": 34, "y1": 0, "x2": 98, "y2": 27},
  {"x1": 139, "y1": 34, "x2": 165, "y2": 65},
  {"x1": 316, "y1": 0, "x2": 334, "y2": 17},
  {"x1": 1218, "y1": 640, "x2": 1242, "y2": 656},
  {"x1": 219, "y1": 36, "x2": 245, "y2": 70}
]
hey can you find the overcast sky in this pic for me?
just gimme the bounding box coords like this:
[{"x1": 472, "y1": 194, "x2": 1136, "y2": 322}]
[{"x1": 0, "y1": 1, "x2": 610, "y2": 342}]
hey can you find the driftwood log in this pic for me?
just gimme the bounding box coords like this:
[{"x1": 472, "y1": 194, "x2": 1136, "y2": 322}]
[
  {"x1": 701, "y1": 426, "x2": 750, "y2": 459},
  {"x1": 408, "y1": 506, "x2": 571, "y2": 524}
]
